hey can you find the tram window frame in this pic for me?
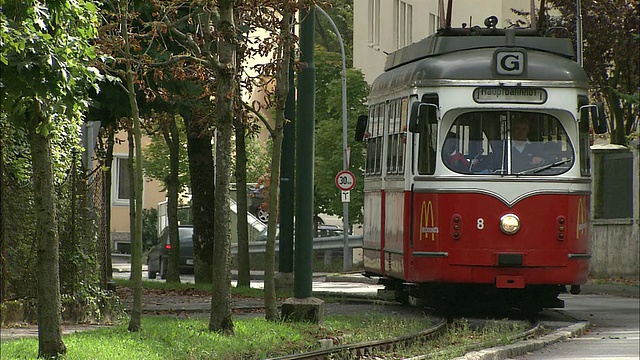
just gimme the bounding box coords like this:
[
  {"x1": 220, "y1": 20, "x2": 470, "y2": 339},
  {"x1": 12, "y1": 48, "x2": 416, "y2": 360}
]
[
  {"x1": 443, "y1": 111, "x2": 575, "y2": 176},
  {"x1": 365, "y1": 103, "x2": 385, "y2": 176},
  {"x1": 386, "y1": 98, "x2": 408, "y2": 175},
  {"x1": 578, "y1": 95, "x2": 591, "y2": 177},
  {"x1": 414, "y1": 94, "x2": 439, "y2": 175},
  {"x1": 387, "y1": 100, "x2": 398, "y2": 174}
]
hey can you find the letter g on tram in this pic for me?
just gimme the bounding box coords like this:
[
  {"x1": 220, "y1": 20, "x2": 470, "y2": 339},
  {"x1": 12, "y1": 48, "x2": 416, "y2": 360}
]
[{"x1": 495, "y1": 50, "x2": 525, "y2": 76}]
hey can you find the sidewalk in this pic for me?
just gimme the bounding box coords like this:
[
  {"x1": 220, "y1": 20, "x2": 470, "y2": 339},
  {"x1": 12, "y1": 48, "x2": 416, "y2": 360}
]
[{"x1": 112, "y1": 259, "x2": 639, "y2": 298}]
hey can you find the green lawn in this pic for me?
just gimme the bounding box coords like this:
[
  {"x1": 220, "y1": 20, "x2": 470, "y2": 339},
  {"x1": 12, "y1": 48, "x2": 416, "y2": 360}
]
[{"x1": 1, "y1": 312, "x2": 431, "y2": 359}]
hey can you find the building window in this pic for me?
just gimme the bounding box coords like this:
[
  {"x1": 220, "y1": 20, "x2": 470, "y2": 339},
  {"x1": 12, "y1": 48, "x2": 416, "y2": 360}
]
[
  {"x1": 429, "y1": 13, "x2": 440, "y2": 35},
  {"x1": 114, "y1": 156, "x2": 131, "y2": 204},
  {"x1": 395, "y1": 1, "x2": 413, "y2": 49},
  {"x1": 368, "y1": 0, "x2": 380, "y2": 46}
]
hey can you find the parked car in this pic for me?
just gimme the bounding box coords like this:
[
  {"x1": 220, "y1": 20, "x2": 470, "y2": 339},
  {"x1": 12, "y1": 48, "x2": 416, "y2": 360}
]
[
  {"x1": 147, "y1": 225, "x2": 194, "y2": 279},
  {"x1": 257, "y1": 224, "x2": 344, "y2": 242},
  {"x1": 248, "y1": 185, "x2": 269, "y2": 223}
]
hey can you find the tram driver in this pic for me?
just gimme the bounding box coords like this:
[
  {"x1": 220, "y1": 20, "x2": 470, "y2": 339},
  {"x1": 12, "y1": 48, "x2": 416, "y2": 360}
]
[{"x1": 510, "y1": 114, "x2": 545, "y2": 172}]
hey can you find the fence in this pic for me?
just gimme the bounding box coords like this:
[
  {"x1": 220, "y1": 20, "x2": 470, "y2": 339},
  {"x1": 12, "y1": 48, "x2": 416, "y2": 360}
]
[{"x1": 590, "y1": 141, "x2": 640, "y2": 279}]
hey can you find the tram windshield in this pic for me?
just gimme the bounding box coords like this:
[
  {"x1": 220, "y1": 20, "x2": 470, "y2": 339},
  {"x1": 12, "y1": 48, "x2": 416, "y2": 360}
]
[{"x1": 442, "y1": 111, "x2": 574, "y2": 175}]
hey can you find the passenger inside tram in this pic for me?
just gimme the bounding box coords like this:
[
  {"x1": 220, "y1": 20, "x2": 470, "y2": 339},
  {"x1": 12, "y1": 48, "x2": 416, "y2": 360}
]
[{"x1": 443, "y1": 132, "x2": 470, "y2": 172}]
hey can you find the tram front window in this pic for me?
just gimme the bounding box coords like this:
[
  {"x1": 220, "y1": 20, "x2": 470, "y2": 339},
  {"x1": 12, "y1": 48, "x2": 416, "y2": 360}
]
[{"x1": 443, "y1": 111, "x2": 574, "y2": 175}]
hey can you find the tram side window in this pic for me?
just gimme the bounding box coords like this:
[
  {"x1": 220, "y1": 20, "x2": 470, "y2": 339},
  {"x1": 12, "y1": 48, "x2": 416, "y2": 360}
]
[
  {"x1": 387, "y1": 100, "x2": 398, "y2": 174},
  {"x1": 386, "y1": 98, "x2": 407, "y2": 175},
  {"x1": 417, "y1": 94, "x2": 438, "y2": 175},
  {"x1": 365, "y1": 103, "x2": 384, "y2": 176},
  {"x1": 578, "y1": 95, "x2": 591, "y2": 177}
]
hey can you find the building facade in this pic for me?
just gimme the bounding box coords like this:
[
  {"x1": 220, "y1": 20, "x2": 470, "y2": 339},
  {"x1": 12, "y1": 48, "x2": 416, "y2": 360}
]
[
  {"x1": 354, "y1": 0, "x2": 532, "y2": 83},
  {"x1": 110, "y1": 135, "x2": 166, "y2": 253}
]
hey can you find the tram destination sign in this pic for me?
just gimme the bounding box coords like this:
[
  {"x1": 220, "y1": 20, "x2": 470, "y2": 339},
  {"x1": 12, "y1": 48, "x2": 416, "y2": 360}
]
[{"x1": 473, "y1": 87, "x2": 547, "y2": 104}]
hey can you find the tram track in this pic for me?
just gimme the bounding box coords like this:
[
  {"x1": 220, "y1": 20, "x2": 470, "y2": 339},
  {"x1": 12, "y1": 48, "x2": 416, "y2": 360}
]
[
  {"x1": 268, "y1": 315, "x2": 544, "y2": 360},
  {"x1": 270, "y1": 317, "x2": 448, "y2": 360}
]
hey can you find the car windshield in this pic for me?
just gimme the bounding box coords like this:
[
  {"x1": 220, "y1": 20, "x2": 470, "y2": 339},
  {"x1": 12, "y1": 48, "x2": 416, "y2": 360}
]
[
  {"x1": 164, "y1": 227, "x2": 193, "y2": 245},
  {"x1": 442, "y1": 111, "x2": 574, "y2": 175}
]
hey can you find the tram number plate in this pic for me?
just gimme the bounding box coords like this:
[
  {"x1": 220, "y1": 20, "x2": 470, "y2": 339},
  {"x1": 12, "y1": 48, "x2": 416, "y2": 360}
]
[{"x1": 473, "y1": 87, "x2": 547, "y2": 104}]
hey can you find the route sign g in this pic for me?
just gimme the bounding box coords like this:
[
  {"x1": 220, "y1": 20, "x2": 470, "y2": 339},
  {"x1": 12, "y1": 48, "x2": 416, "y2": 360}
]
[
  {"x1": 335, "y1": 170, "x2": 356, "y2": 191},
  {"x1": 495, "y1": 50, "x2": 525, "y2": 76}
]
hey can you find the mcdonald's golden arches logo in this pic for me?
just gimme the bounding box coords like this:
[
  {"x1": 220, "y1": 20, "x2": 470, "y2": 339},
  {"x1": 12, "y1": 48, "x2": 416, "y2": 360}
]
[
  {"x1": 576, "y1": 197, "x2": 588, "y2": 239},
  {"x1": 420, "y1": 201, "x2": 439, "y2": 241}
]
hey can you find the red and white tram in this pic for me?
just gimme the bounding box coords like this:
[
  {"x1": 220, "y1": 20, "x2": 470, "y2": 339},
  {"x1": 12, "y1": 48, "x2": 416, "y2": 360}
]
[{"x1": 356, "y1": 16, "x2": 607, "y2": 311}]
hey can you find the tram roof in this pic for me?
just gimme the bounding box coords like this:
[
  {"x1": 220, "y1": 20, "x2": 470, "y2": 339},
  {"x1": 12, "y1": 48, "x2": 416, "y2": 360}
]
[
  {"x1": 386, "y1": 28, "x2": 579, "y2": 70},
  {"x1": 371, "y1": 29, "x2": 588, "y2": 97}
]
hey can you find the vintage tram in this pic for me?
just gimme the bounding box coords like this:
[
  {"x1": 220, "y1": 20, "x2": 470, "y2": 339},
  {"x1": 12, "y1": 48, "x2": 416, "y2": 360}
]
[{"x1": 356, "y1": 16, "x2": 607, "y2": 311}]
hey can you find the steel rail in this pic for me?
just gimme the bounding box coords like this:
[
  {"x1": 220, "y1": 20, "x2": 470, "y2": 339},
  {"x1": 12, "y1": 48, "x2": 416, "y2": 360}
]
[
  {"x1": 268, "y1": 317, "x2": 447, "y2": 360},
  {"x1": 408, "y1": 318, "x2": 543, "y2": 360}
]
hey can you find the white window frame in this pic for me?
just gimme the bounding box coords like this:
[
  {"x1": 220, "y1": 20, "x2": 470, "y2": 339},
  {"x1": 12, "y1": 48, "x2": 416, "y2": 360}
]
[
  {"x1": 429, "y1": 13, "x2": 440, "y2": 35},
  {"x1": 368, "y1": 0, "x2": 380, "y2": 46},
  {"x1": 395, "y1": 1, "x2": 413, "y2": 49},
  {"x1": 112, "y1": 155, "x2": 131, "y2": 206}
]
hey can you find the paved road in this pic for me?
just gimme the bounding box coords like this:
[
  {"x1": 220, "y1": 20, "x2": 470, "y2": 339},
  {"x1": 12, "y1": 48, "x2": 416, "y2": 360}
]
[
  {"x1": 111, "y1": 261, "x2": 383, "y2": 295},
  {"x1": 505, "y1": 294, "x2": 639, "y2": 360}
]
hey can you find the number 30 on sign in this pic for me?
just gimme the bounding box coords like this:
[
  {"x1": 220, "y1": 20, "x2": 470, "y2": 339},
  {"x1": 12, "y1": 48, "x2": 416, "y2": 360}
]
[{"x1": 335, "y1": 170, "x2": 356, "y2": 191}]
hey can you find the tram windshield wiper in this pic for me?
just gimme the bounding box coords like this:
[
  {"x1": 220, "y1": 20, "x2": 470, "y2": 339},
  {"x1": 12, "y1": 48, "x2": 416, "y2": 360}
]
[{"x1": 516, "y1": 158, "x2": 572, "y2": 175}]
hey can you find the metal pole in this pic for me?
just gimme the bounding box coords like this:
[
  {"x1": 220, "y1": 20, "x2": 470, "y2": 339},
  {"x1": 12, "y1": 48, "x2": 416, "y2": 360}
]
[
  {"x1": 530, "y1": 0, "x2": 536, "y2": 30},
  {"x1": 314, "y1": 5, "x2": 351, "y2": 271},
  {"x1": 279, "y1": 28, "x2": 296, "y2": 274},
  {"x1": 576, "y1": 0, "x2": 583, "y2": 67},
  {"x1": 294, "y1": 6, "x2": 315, "y2": 299}
]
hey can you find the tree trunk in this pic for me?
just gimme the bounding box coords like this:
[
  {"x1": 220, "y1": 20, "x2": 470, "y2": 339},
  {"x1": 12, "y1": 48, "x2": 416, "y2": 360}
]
[
  {"x1": 0, "y1": 122, "x2": 5, "y2": 302},
  {"x1": 264, "y1": 5, "x2": 294, "y2": 322},
  {"x1": 182, "y1": 109, "x2": 215, "y2": 284},
  {"x1": 28, "y1": 103, "x2": 66, "y2": 358},
  {"x1": 101, "y1": 125, "x2": 115, "y2": 289},
  {"x1": 164, "y1": 114, "x2": 181, "y2": 283},
  {"x1": 605, "y1": 87, "x2": 627, "y2": 145},
  {"x1": 120, "y1": 0, "x2": 144, "y2": 331},
  {"x1": 234, "y1": 116, "x2": 251, "y2": 287},
  {"x1": 209, "y1": 0, "x2": 236, "y2": 334},
  {"x1": 127, "y1": 125, "x2": 136, "y2": 283}
]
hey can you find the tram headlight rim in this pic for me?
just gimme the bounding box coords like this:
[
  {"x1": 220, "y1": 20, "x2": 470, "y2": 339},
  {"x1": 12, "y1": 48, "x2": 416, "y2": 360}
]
[{"x1": 500, "y1": 214, "x2": 521, "y2": 235}]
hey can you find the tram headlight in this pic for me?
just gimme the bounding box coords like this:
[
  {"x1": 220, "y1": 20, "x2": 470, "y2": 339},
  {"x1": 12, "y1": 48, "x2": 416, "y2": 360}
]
[{"x1": 500, "y1": 214, "x2": 521, "y2": 235}]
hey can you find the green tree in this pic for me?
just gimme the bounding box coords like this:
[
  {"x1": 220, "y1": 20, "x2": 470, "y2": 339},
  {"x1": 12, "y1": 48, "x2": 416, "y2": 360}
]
[
  {"x1": 135, "y1": 0, "x2": 219, "y2": 285},
  {"x1": 314, "y1": 47, "x2": 369, "y2": 225},
  {"x1": 545, "y1": 0, "x2": 639, "y2": 144},
  {"x1": 1, "y1": 0, "x2": 100, "y2": 356},
  {"x1": 316, "y1": 0, "x2": 354, "y2": 66},
  {"x1": 143, "y1": 115, "x2": 190, "y2": 189},
  {"x1": 208, "y1": 0, "x2": 237, "y2": 335},
  {"x1": 143, "y1": 112, "x2": 189, "y2": 283}
]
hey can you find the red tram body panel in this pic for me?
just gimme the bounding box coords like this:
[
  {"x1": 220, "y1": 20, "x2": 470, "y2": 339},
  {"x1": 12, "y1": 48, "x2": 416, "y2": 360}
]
[{"x1": 407, "y1": 192, "x2": 590, "y2": 286}]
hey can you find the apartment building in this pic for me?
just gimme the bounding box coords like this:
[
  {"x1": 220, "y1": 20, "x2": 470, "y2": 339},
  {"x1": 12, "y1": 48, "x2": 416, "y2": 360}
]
[{"x1": 354, "y1": 0, "x2": 532, "y2": 83}]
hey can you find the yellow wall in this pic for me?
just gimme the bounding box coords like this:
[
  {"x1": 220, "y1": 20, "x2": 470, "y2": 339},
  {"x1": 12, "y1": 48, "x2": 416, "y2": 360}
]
[{"x1": 110, "y1": 133, "x2": 166, "y2": 250}]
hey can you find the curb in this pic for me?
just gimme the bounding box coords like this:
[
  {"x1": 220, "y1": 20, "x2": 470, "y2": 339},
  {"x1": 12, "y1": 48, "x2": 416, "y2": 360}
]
[
  {"x1": 580, "y1": 284, "x2": 640, "y2": 298},
  {"x1": 452, "y1": 321, "x2": 590, "y2": 360}
]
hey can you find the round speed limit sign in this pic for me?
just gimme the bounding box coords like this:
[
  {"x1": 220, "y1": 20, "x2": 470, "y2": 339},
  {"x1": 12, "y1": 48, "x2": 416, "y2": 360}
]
[{"x1": 335, "y1": 170, "x2": 356, "y2": 191}]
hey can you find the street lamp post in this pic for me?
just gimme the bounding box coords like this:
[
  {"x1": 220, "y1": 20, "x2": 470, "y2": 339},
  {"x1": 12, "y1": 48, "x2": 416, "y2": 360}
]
[{"x1": 315, "y1": 5, "x2": 352, "y2": 271}]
